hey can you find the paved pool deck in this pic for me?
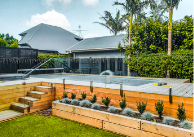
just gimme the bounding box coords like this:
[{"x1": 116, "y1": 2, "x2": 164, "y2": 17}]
[{"x1": 0, "y1": 74, "x2": 193, "y2": 98}]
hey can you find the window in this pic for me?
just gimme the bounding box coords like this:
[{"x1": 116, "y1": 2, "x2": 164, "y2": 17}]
[
  {"x1": 110, "y1": 58, "x2": 115, "y2": 72},
  {"x1": 118, "y1": 58, "x2": 122, "y2": 71},
  {"x1": 101, "y1": 59, "x2": 107, "y2": 72},
  {"x1": 70, "y1": 59, "x2": 79, "y2": 70}
]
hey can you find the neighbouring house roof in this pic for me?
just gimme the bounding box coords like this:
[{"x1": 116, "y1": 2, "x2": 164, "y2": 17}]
[
  {"x1": 66, "y1": 34, "x2": 127, "y2": 52},
  {"x1": 18, "y1": 23, "x2": 82, "y2": 54}
]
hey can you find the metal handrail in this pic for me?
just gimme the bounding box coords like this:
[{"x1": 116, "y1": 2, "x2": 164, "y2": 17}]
[
  {"x1": 22, "y1": 61, "x2": 44, "y2": 74},
  {"x1": 22, "y1": 58, "x2": 53, "y2": 78}
]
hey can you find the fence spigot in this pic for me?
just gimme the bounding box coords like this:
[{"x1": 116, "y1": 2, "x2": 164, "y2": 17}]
[
  {"x1": 63, "y1": 79, "x2": 65, "y2": 89},
  {"x1": 169, "y1": 87, "x2": 172, "y2": 103},
  {"x1": 90, "y1": 81, "x2": 93, "y2": 93},
  {"x1": 120, "y1": 83, "x2": 123, "y2": 97}
]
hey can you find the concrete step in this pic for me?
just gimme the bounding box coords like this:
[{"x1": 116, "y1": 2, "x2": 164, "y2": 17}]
[
  {"x1": 0, "y1": 110, "x2": 23, "y2": 122},
  {"x1": 11, "y1": 103, "x2": 29, "y2": 113},
  {"x1": 27, "y1": 91, "x2": 47, "y2": 99},
  {"x1": 35, "y1": 86, "x2": 52, "y2": 93}
]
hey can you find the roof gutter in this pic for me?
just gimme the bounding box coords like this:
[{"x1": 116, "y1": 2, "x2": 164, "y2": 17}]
[{"x1": 66, "y1": 47, "x2": 125, "y2": 53}]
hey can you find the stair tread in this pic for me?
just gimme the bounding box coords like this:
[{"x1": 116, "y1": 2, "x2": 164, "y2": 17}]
[
  {"x1": 12, "y1": 103, "x2": 29, "y2": 108},
  {"x1": 20, "y1": 97, "x2": 39, "y2": 101},
  {"x1": 36, "y1": 86, "x2": 52, "y2": 89},
  {"x1": 0, "y1": 110, "x2": 23, "y2": 120},
  {"x1": 0, "y1": 110, "x2": 22, "y2": 116},
  {"x1": 28, "y1": 91, "x2": 47, "y2": 95}
]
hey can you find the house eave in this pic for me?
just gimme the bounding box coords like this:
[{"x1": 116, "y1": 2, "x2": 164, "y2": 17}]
[{"x1": 66, "y1": 47, "x2": 125, "y2": 53}]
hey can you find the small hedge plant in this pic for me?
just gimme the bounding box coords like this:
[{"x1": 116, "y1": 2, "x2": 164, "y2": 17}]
[
  {"x1": 179, "y1": 120, "x2": 192, "y2": 129},
  {"x1": 102, "y1": 97, "x2": 111, "y2": 107},
  {"x1": 155, "y1": 100, "x2": 164, "y2": 119},
  {"x1": 80, "y1": 100, "x2": 90, "y2": 107},
  {"x1": 119, "y1": 93, "x2": 126, "y2": 109},
  {"x1": 141, "y1": 112, "x2": 154, "y2": 121},
  {"x1": 90, "y1": 94, "x2": 97, "y2": 103},
  {"x1": 107, "y1": 106, "x2": 116, "y2": 113},
  {"x1": 58, "y1": 96, "x2": 60, "y2": 102},
  {"x1": 162, "y1": 117, "x2": 174, "y2": 125},
  {"x1": 81, "y1": 91, "x2": 87, "y2": 100},
  {"x1": 71, "y1": 99, "x2": 79, "y2": 105},
  {"x1": 71, "y1": 93, "x2": 76, "y2": 99},
  {"x1": 63, "y1": 92, "x2": 68, "y2": 98},
  {"x1": 137, "y1": 102, "x2": 147, "y2": 114},
  {"x1": 91, "y1": 103, "x2": 100, "y2": 110},
  {"x1": 177, "y1": 103, "x2": 186, "y2": 121},
  {"x1": 62, "y1": 98, "x2": 71, "y2": 103},
  {"x1": 122, "y1": 108, "x2": 134, "y2": 116}
]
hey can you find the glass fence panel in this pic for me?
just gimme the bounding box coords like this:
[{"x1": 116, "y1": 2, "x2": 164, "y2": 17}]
[{"x1": 50, "y1": 57, "x2": 130, "y2": 89}]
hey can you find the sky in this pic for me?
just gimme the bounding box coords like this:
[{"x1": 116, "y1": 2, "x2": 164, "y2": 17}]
[{"x1": 0, "y1": 0, "x2": 193, "y2": 41}]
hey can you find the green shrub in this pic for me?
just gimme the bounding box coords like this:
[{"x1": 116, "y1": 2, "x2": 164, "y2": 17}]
[
  {"x1": 0, "y1": 38, "x2": 8, "y2": 47},
  {"x1": 119, "y1": 93, "x2": 126, "y2": 109},
  {"x1": 90, "y1": 94, "x2": 97, "y2": 103},
  {"x1": 58, "y1": 96, "x2": 60, "y2": 102},
  {"x1": 71, "y1": 93, "x2": 76, "y2": 99},
  {"x1": 102, "y1": 97, "x2": 111, "y2": 107},
  {"x1": 155, "y1": 100, "x2": 164, "y2": 119},
  {"x1": 81, "y1": 91, "x2": 87, "y2": 100},
  {"x1": 136, "y1": 102, "x2": 147, "y2": 114},
  {"x1": 107, "y1": 106, "x2": 116, "y2": 113},
  {"x1": 177, "y1": 103, "x2": 186, "y2": 121},
  {"x1": 10, "y1": 40, "x2": 18, "y2": 47},
  {"x1": 63, "y1": 92, "x2": 68, "y2": 98}
]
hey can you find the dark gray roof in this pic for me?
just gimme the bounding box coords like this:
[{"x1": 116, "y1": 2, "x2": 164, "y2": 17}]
[
  {"x1": 66, "y1": 34, "x2": 127, "y2": 52},
  {"x1": 18, "y1": 23, "x2": 82, "y2": 54}
]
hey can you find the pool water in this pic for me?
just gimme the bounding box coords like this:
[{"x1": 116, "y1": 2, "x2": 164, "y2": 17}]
[{"x1": 32, "y1": 74, "x2": 159, "y2": 86}]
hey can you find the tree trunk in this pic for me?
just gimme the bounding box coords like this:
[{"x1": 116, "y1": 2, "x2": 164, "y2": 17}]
[
  {"x1": 166, "y1": 6, "x2": 173, "y2": 78},
  {"x1": 128, "y1": 13, "x2": 133, "y2": 76},
  {"x1": 168, "y1": 7, "x2": 173, "y2": 55}
]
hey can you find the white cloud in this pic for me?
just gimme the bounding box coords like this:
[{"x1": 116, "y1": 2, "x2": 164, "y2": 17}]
[
  {"x1": 42, "y1": 0, "x2": 72, "y2": 8},
  {"x1": 84, "y1": 33, "x2": 99, "y2": 38},
  {"x1": 25, "y1": 10, "x2": 71, "y2": 31},
  {"x1": 82, "y1": 0, "x2": 99, "y2": 7}
]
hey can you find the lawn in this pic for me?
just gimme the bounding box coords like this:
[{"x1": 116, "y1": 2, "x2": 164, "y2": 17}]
[{"x1": 0, "y1": 114, "x2": 125, "y2": 137}]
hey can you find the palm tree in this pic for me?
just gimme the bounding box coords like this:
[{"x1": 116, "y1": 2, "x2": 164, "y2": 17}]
[
  {"x1": 149, "y1": 1, "x2": 168, "y2": 22},
  {"x1": 161, "y1": 0, "x2": 182, "y2": 55},
  {"x1": 113, "y1": 0, "x2": 142, "y2": 45},
  {"x1": 113, "y1": 0, "x2": 142, "y2": 76},
  {"x1": 94, "y1": 10, "x2": 125, "y2": 35},
  {"x1": 158, "y1": 0, "x2": 181, "y2": 78}
]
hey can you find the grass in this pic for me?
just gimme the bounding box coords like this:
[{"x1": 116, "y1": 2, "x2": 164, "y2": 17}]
[{"x1": 0, "y1": 114, "x2": 125, "y2": 137}]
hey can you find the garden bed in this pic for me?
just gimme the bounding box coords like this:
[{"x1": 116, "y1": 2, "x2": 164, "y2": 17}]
[{"x1": 52, "y1": 101, "x2": 193, "y2": 137}]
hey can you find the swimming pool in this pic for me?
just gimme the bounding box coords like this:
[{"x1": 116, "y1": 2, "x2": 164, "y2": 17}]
[{"x1": 32, "y1": 74, "x2": 159, "y2": 86}]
